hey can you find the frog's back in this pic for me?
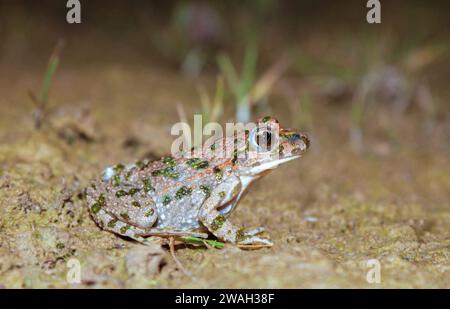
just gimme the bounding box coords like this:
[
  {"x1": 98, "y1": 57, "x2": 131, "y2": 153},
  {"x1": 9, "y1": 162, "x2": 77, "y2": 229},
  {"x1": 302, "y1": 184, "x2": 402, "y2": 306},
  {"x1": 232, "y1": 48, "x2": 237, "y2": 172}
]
[
  {"x1": 146, "y1": 157, "x2": 218, "y2": 230},
  {"x1": 92, "y1": 156, "x2": 230, "y2": 231}
]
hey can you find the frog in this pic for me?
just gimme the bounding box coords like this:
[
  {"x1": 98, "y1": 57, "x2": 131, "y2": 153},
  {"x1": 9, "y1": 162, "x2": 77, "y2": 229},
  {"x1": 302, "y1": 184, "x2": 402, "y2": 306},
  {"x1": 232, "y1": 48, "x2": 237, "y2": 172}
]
[{"x1": 86, "y1": 116, "x2": 309, "y2": 248}]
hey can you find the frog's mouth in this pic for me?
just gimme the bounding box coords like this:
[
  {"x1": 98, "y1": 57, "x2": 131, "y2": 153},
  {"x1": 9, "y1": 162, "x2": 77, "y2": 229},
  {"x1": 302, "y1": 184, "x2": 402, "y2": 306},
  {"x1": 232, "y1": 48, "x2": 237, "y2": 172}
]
[{"x1": 244, "y1": 155, "x2": 300, "y2": 176}]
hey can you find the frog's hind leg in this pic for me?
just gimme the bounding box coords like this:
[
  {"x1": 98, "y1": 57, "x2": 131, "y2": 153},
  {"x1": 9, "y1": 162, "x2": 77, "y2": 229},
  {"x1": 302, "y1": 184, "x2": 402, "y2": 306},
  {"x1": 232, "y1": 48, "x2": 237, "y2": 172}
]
[
  {"x1": 92, "y1": 206, "x2": 206, "y2": 244},
  {"x1": 92, "y1": 208, "x2": 157, "y2": 244}
]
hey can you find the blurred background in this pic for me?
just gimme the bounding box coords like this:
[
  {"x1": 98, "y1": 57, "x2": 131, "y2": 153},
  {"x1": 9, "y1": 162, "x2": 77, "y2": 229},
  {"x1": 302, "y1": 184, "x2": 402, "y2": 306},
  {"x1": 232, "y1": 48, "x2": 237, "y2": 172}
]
[
  {"x1": 0, "y1": 0, "x2": 448, "y2": 288},
  {"x1": 1, "y1": 0, "x2": 449, "y2": 149}
]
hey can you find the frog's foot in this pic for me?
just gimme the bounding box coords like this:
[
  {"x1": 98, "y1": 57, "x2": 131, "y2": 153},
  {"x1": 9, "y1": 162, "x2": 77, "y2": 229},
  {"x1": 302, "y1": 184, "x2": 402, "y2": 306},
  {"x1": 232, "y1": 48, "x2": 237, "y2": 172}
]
[
  {"x1": 237, "y1": 233, "x2": 273, "y2": 249},
  {"x1": 235, "y1": 227, "x2": 273, "y2": 249}
]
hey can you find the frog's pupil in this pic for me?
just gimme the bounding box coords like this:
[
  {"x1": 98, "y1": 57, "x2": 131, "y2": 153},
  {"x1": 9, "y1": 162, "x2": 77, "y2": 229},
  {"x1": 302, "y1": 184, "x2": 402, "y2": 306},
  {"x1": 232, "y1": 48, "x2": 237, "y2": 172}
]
[
  {"x1": 257, "y1": 131, "x2": 273, "y2": 150},
  {"x1": 266, "y1": 132, "x2": 272, "y2": 148}
]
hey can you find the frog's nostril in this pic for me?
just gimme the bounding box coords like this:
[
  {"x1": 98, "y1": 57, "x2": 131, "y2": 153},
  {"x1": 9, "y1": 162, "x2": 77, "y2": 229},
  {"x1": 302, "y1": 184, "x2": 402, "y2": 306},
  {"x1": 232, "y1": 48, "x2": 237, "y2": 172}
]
[
  {"x1": 292, "y1": 148, "x2": 302, "y2": 156},
  {"x1": 292, "y1": 134, "x2": 310, "y2": 155}
]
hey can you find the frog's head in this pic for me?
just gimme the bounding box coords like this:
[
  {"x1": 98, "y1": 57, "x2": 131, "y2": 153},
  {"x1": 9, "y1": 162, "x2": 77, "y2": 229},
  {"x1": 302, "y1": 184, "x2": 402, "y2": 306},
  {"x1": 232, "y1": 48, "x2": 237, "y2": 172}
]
[{"x1": 235, "y1": 116, "x2": 309, "y2": 177}]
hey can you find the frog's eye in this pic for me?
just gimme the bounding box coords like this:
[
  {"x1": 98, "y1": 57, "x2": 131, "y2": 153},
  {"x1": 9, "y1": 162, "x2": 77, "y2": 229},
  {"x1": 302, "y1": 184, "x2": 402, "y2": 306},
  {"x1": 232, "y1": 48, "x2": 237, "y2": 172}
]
[{"x1": 251, "y1": 128, "x2": 278, "y2": 152}]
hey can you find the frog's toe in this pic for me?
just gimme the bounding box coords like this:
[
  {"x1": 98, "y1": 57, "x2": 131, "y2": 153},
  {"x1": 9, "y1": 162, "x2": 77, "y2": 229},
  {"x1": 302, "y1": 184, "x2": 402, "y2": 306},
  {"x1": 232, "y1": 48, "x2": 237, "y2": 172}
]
[
  {"x1": 244, "y1": 227, "x2": 266, "y2": 237},
  {"x1": 237, "y1": 235, "x2": 273, "y2": 248}
]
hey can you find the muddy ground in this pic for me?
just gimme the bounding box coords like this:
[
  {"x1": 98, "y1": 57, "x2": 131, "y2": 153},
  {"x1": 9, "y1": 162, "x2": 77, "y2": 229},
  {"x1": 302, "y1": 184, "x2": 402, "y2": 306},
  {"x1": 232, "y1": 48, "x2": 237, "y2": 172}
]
[{"x1": 0, "y1": 1, "x2": 449, "y2": 288}]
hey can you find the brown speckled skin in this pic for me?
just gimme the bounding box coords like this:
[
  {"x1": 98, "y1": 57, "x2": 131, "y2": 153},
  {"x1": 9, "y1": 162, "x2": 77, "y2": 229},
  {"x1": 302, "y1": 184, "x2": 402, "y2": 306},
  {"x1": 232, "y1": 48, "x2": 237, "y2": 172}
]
[{"x1": 86, "y1": 117, "x2": 309, "y2": 246}]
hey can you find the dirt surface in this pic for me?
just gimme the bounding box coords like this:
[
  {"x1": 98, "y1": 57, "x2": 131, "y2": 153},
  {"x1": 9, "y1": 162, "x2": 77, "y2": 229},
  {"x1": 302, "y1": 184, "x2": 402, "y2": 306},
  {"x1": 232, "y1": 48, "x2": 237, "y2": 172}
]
[
  {"x1": 0, "y1": 62, "x2": 448, "y2": 288},
  {"x1": 0, "y1": 1, "x2": 449, "y2": 289}
]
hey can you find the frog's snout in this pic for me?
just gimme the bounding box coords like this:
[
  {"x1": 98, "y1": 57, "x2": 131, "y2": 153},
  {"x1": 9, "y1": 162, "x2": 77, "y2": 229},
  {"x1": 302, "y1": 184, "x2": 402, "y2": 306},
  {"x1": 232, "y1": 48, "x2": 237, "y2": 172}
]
[
  {"x1": 291, "y1": 133, "x2": 310, "y2": 156},
  {"x1": 300, "y1": 133, "x2": 310, "y2": 152}
]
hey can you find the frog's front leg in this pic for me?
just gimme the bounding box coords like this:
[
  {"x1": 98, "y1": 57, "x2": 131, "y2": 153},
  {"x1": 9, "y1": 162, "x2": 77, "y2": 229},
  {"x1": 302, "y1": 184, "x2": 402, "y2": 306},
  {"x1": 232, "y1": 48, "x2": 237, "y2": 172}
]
[{"x1": 198, "y1": 176, "x2": 273, "y2": 247}]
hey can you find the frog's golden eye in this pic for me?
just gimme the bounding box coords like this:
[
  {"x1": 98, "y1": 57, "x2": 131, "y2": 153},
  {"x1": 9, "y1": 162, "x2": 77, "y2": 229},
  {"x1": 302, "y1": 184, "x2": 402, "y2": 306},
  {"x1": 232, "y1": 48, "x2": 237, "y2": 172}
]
[{"x1": 257, "y1": 131, "x2": 272, "y2": 148}]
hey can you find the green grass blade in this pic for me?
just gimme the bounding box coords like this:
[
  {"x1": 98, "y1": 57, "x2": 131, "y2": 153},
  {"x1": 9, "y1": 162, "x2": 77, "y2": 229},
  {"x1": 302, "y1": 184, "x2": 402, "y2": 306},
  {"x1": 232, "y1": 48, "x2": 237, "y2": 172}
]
[
  {"x1": 196, "y1": 84, "x2": 211, "y2": 123},
  {"x1": 217, "y1": 53, "x2": 240, "y2": 97},
  {"x1": 211, "y1": 76, "x2": 224, "y2": 123},
  {"x1": 38, "y1": 42, "x2": 63, "y2": 107},
  {"x1": 39, "y1": 58, "x2": 59, "y2": 106},
  {"x1": 181, "y1": 236, "x2": 225, "y2": 249},
  {"x1": 239, "y1": 43, "x2": 258, "y2": 97}
]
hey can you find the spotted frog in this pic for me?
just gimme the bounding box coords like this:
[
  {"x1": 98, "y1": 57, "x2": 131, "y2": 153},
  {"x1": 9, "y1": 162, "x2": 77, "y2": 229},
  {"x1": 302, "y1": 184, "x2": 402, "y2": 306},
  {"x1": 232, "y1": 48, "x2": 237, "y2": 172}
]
[{"x1": 86, "y1": 117, "x2": 309, "y2": 247}]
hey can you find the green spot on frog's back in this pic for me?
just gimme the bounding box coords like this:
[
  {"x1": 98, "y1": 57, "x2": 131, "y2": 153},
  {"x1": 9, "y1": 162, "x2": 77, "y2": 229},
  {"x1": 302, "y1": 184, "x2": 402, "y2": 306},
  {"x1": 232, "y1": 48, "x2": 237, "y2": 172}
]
[
  {"x1": 143, "y1": 178, "x2": 155, "y2": 193},
  {"x1": 200, "y1": 184, "x2": 211, "y2": 197},
  {"x1": 186, "y1": 158, "x2": 200, "y2": 165},
  {"x1": 115, "y1": 188, "x2": 140, "y2": 198},
  {"x1": 152, "y1": 167, "x2": 179, "y2": 180},
  {"x1": 125, "y1": 171, "x2": 132, "y2": 181},
  {"x1": 151, "y1": 169, "x2": 163, "y2": 176},
  {"x1": 186, "y1": 158, "x2": 209, "y2": 169},
  {"x1": 113, "y1": 174, "x2": 121, "y2": 186},
  {"x1": 162, "y1": 195, "x2": 172, "y2": 206},
  {"x1": 128, "y1": 188, "x2": 140, "y2": 196},
  {"x1": 175, "y1": 186, "x2": 192, "y2": 200},
  {"x1": 115, "y1": 190, "x2": 127, "y2": 198},
  {"x1": 163, "y1": 156, "x2": 177, "y2": 167}
]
